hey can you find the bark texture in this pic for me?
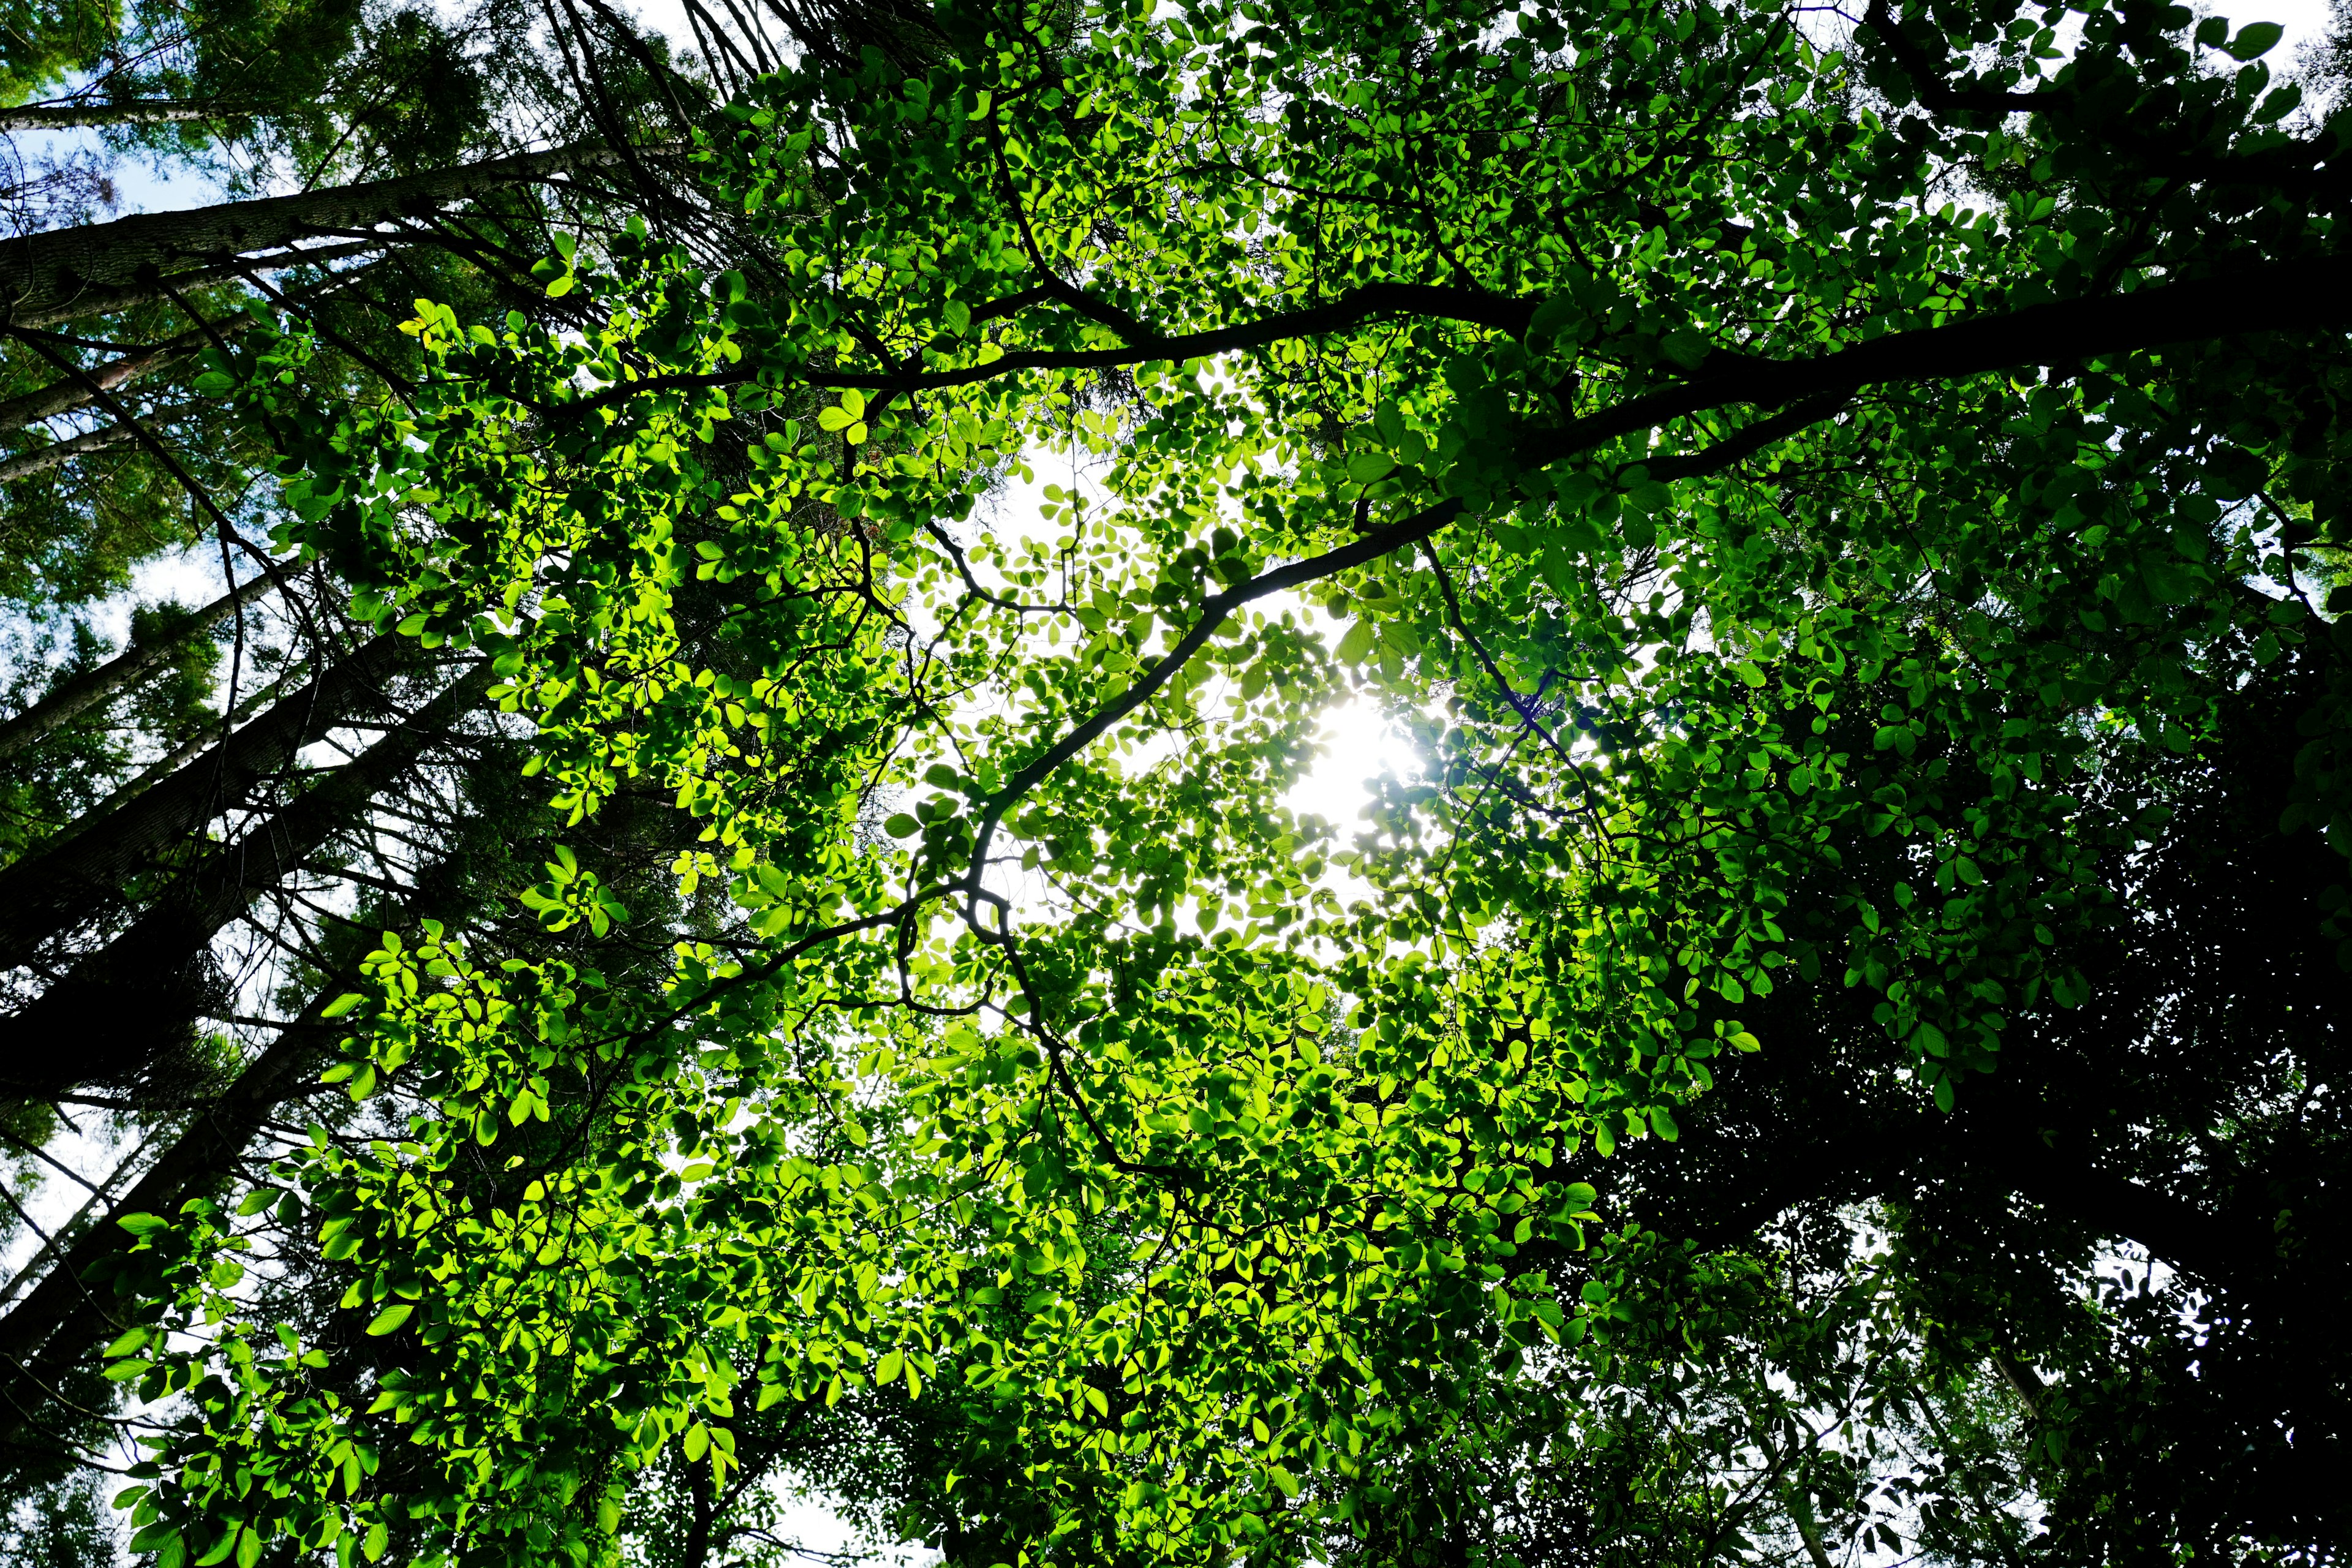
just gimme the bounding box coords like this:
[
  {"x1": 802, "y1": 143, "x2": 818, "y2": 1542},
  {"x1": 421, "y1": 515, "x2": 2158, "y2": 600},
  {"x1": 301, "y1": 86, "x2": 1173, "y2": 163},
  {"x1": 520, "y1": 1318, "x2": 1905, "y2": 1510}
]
[
  {"x1": 0, "y1": 102, "x2": 215, "y2": 131},
  {"x1": 0, "y1": 660, "x2": 493, "y2": 1096},
  {"x1": 0, "y1": 418, "x2": 136, "y2": 482},
  {"x1": 0, "y1": 631, "x2": 412, "y2": 969},
  {"x1": 0, "y1": 141, "x2": 631, "y2": 326}
]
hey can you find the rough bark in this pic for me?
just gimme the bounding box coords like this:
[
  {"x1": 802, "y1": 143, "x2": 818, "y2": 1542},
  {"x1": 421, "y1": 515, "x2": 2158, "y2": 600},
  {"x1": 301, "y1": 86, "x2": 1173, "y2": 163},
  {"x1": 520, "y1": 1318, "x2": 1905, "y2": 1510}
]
[
  {"x1": 0, "y1": 140, "x2": 638, "y2": 327},
  {"x1": 8, "y1": 238, "x2": 384, "y2": 331},
  {"x1": 0, "y1": 631, "x2": 412, "y2": 970},
  {"x1": 0, "y1": 660, "x2": 493, "y2": 1096},
  {"x1": 0, "y1": 570, "x2": 277, "y2": 762}
]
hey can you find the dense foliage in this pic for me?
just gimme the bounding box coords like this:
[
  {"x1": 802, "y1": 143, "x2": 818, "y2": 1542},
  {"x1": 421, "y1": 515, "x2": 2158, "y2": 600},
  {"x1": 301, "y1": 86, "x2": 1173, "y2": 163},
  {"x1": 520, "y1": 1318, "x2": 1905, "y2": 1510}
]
[{"x1": 2, "y1": 0, "x2": 2348, "y2": 1561}]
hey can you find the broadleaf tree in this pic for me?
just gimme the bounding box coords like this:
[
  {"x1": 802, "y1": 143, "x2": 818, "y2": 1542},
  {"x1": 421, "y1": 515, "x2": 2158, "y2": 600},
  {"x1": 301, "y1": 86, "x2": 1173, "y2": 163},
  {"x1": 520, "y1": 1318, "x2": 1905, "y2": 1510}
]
[{"x1": 43, "y1": 0, "x2": 2352, "y2": 1562}]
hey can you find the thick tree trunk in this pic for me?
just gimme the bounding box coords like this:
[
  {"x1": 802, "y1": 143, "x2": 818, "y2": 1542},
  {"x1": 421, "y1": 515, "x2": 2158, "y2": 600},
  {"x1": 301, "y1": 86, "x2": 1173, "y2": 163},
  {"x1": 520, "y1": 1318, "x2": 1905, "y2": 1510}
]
[
  {"x1": 0, "y1": 731, "x2": 510, "y2": 1459},
  {"x1": 0, "y1": 140, "x2": 635, "y2": 327},
  {"x1": 0, "y1": 631, "x2": 411, "y2": 970},
  {"x1": 0, "y1": 660, "x2": 492, "y2": 1096},
  {"x1": 0, "y1": 570, "x2": 277, "y2": 762}
]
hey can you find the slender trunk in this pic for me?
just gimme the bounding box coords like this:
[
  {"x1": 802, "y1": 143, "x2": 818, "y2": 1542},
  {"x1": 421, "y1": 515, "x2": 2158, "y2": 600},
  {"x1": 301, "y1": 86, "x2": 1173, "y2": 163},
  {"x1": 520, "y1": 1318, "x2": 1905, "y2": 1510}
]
[
  {"x1": 683, "y1": 1474, "x2": 715, "y2": 1568},
  {"x1": 0, "y1": 321, "x2": 229, "y2": 432},
  {"x1": 0, "y1": 661, "x2": 492, "y2": 1096},
  {"x1": 0, "y1": 631, "x2": 410, "y2": 970},
  {"x1": 0, "y1": 571, "x2": 277, "y2": 763},
  {"x1": 0, "y1": 745, "x2": 508, "y2": 1457},
  {"x1": 0, "y1": 140, "x2": 639, "y2": 326},
  {"x1": 45, "y1": 663, "x2": 301, "y2": 844},
  {"x1": 0, "y1": 419, "x2": 136, "y2": 482},
  {"x1": 0, "y1": 1002, "x2": 334, "y2": 1461},
  {"x1": 1989, "y1": 1347, "x2": 2045, "y2": 1420},
  {"x1": 0, "y1": 102, "x2": 217, "y2": 132},
  {"x1": 0, "y1": 253, "x2": 386, "y2": 428},
  {"x1": 0, "y1": 1123, "x2": 162, "y2": 1314},
  {"x1": 1786, "y1": 1485, "x2": 1838, "y2": 1568},
  {"x1": 9, "y1": 237, "x2": 386, "y2": 331}
]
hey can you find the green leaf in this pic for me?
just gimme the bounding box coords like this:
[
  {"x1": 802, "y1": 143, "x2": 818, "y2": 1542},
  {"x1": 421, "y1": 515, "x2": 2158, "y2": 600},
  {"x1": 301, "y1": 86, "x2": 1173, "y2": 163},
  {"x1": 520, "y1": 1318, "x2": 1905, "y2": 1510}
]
[
  {"x1": 1346, "y1": 451, "x2": 1398, "y2": 484},
  {"x1": 364, "y1": 1304, "x2": 413, "y2": 1336},
  {"x1": 1335, "y1": 620, "x2": 1376, "y2": 663},
  {"x1": 2225, "y1": 20, "x2": 2283, "y2": 57},
  {"x1": 884, "y1": 813, "x2": 920, "y2": 837},
  {"x1": 1660, "y1": 328, "x2": 1711, "y2": 370},
  {"x1": 320, "y1": 992, "x2": 369, "y2": 1019}
]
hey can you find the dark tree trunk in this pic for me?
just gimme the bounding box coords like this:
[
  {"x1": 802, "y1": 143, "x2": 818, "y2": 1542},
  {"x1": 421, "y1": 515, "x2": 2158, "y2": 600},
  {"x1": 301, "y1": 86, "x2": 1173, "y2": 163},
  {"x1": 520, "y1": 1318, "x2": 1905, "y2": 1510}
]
[
  {"x1": 0, "y1": 1008, "x2": 333, "y2": 1466},
  {"x1": 0, "y1": 660, "x2": 492, "y2": 1096},
  {"x1": 0, "y1": 631, "x2": 413, "y2": 970},
  {"x1": 0, "y1": 140, "x2": 636, "y2": 327},
  {"x1": 0, "y1": 571, "x2": 277, "y2": 763},
  {"x1": 0, "y1": 705, "x2": 527, "y2": 1457}
]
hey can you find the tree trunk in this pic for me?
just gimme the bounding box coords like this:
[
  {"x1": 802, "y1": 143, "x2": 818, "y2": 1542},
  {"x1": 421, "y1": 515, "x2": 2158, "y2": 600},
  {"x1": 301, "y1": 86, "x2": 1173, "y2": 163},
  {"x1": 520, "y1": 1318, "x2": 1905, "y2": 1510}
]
[
  {"x1": 0, "y1": 631, "x2": 412, "y2": 970},
  {"x1": 8, "y1": 238, "x2": 386, "y2": 331},
  {"x1": 0, "y1": 724, "x2": 518, "y2": 1458},
  {"x1": 0, "y1": 999, "x2": 344, "y2": 1464},
  {"x1": 45, "y1": 664, "x2": 301, "y2": 843},
  {"x1": 0, "y1": 570, "x2": 277, "y2": 763},
  {"x1": 0, "y1": 660, "x2": 492, "y2": 1096},
  {"x1": 0, "y1": 418, "x2": 136, "y2": 482},
  {"x1": 0, "y1": 102, "x2": 217, "y2": 132},
  {"x1": 0, "y1": 321, "x2": 230, "y2": 432},
  {"x1": 0, "y1": 140, "x2": 640, "y2": 327},
  {"x1": 0, "y1": 251, "x2": 392, "y2": 426}
]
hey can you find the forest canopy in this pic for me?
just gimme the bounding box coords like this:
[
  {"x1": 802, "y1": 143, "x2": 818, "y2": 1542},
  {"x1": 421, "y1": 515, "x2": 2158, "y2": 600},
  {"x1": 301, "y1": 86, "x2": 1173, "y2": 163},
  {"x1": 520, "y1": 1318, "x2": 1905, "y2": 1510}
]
[{"x1": 0, "y1": 0, "x2": 2346, "y2": 1564}]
